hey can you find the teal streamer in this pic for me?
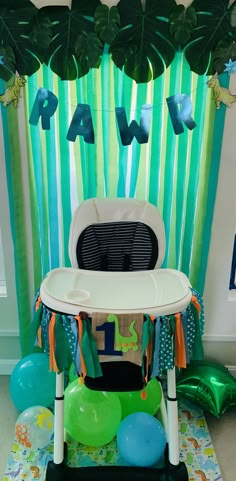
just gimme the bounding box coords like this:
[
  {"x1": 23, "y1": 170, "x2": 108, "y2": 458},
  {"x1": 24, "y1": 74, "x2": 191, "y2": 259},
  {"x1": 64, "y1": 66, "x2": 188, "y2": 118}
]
[
  {"x1": 175, "y1": 64, "x2": 192, "y2": 267},
  {"x1": 43, "y1": 66, "x2": 59, "y2": 269},
  {"x1": 28, "y1": 76, "x2": 48, "y2": 275},
  {"x1": 148, "y1": 77, "x2": 164, "y2": 206},
  {"x1": 58, "y1": 80, "x2": 71, "y2": 266},
  {"x1": 196, "y1": 74, "x2": 229, "y2": 293},
  {"x1": 101, "y1": 53, "x2": 110, "y2": 197},
  {"x1": 181, "y1": 77, "x2": 208, "y2": 277},
  {"x1": 162, "y1": 58, "x2": 180, "y2": 266}
]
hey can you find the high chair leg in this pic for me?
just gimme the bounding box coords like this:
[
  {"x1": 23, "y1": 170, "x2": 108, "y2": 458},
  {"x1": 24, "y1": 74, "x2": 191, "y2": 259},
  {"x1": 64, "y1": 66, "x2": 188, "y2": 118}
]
[
  {"x1": 53, "y1": 372, "x2": 65, "y2": 465},
  {"x1": 159, "y1": 382, "x2": 169, "y2": 442},
  {"x1": 167, "y1": 367, "x2": 179, "y2": 466}
]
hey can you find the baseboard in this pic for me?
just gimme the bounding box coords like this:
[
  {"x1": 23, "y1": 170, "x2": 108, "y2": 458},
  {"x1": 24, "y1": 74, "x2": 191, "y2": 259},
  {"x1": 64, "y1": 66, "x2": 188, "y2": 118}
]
[
  {"x1": 0, "y1": 335, "x2": 235, "y2": 375},
  {"x1": 0, "y1": 359, "x2": 20, "y2": 375},
  {"x1": 203, "y1": 334, "x2": 236, "y2": 342},
  {"x1": 226, "y1": 365, "x2": 236, "y2": 377}
]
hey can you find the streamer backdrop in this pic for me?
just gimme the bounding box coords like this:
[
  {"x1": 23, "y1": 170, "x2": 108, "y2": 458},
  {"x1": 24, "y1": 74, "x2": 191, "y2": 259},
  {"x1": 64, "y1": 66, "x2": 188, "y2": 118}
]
[{"x1": 0, "y1": 52, "x2": 228, "y2": 356}]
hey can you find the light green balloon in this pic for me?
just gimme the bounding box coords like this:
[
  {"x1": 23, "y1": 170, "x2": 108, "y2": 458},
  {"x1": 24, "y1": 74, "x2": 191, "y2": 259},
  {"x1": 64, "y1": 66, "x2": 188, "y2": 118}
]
[
  {"x1": 117, "y1": 378, "x2": 162, "y2": 419},
  {"x1": 64, "y1": 380, "x2": 122, "y2": 446}
]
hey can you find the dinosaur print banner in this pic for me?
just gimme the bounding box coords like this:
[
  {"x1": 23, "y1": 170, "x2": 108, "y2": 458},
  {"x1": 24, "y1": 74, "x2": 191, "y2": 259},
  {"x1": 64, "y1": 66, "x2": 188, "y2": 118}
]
[{"x1": 91, "y1": 312, "x2": 143, "y2": 366}]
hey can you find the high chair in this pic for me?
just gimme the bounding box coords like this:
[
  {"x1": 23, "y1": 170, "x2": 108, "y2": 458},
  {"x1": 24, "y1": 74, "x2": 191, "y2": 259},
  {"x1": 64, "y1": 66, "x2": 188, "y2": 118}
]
[{"x1": 35, "y1": 198, "x2": 204, "y2": 481}]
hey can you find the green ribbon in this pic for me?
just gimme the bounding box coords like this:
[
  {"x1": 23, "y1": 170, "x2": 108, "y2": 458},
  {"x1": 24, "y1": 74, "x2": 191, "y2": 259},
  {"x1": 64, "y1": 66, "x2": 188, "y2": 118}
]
[
  {"x1": 54, "y1": 314, "x2": 72, "y2": 372},
  {"x1": 191, "y1": 303, "x2": 204, "y2": 360},
  {"x1": 81, "y1": 318, "x2": 103, "y2": 378}
]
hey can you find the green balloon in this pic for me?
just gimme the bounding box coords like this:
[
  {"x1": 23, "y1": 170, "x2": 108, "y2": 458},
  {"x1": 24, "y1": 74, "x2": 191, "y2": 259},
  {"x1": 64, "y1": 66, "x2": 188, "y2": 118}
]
[
  {"x1": 177, "y1": 360, "x2": 236, "y2": 417},
  {"x1": 117, "y1": 378, "x2": 162, "y2": 419},
  {"x1": 64, "y1": 380, "x2": 122, "y2": 446}
]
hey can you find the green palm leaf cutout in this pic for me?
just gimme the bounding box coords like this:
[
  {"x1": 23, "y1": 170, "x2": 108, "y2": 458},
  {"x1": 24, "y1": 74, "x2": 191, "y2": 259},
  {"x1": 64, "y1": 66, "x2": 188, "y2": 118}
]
[
  {"x1": 109, "y1": 0, "x2": 177, "y2": 83},
  {"x1": 0, "y1": 45, "x2": 16, "y2": 81},
  {"x1": 169, "y1": 5, "x2": 197, "y2": 47},
  {"x1": 210, "y1": 38, "x2": 236, "y2": 74},
  {"x1": 94, "y1": 5, "x2": 120, "y2": 44},
  {"x1": 184, "y1": 0, "x2": 233, "y2": 75},
  {"x1": 28, "y1": 10, "x2": 53, "y2": 51},
  {"x1": 0, "y1": 2, "x2": 51, "y2": 78},
  {"x1": 44, "y1": 0, "x2": 101, "y2": 80},
  {"x1": 75, "y1": 32, "x2": 103, "y2": 69}
]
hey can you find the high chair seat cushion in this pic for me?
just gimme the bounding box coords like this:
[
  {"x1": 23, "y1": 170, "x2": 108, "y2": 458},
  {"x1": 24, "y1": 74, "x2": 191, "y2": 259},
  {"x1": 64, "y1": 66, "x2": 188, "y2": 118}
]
[{"x1": 69, "y1": 198, "x2": 166, "y2": 270}]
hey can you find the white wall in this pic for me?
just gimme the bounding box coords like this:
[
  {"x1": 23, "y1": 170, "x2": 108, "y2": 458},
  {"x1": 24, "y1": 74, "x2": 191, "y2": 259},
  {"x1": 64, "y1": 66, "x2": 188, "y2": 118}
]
[
  {"x1": 0, "y1": 117, "x2": 21, "y2": 373},
  {"x1": 203, "y1": 74, "x2": 236, "y2": 368}
]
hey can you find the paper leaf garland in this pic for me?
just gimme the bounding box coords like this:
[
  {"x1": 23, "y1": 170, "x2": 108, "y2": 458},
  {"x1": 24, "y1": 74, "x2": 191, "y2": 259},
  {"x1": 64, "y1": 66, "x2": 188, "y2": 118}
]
[
  {"x1": 109, "y1": 0, "x2": 176, "y2": 83},
  {"x1": 0, "y1": 0, "x2": 236, "y2": 81}
]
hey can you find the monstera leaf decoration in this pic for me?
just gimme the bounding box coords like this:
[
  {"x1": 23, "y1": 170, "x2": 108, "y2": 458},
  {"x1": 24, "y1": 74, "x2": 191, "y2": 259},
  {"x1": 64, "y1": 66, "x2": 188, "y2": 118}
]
[
  {"x1": 0, "y1": 2, "x2": 52, "y2": 80},
  {"x1": 1, "y1": 0, "x2": 236, "y2": 83},
  {"x1": 184, "y1": 0, "x2": 234, "y2": 75},
  {"x1": 211, "y1": 38, "x2": 236, "y2": 74},
  {"x1": 94, "y1": 5, "x2": 120, "y2": 44},
  {"x1": 169, "y1": 5, "x2": 197, "y2": 46},
  {"x1": 44, "y1": 0, "x2": 101, "y2": 80},
  {"x1": 109, "y1": 0, "x2": 177, "y2": 83}
]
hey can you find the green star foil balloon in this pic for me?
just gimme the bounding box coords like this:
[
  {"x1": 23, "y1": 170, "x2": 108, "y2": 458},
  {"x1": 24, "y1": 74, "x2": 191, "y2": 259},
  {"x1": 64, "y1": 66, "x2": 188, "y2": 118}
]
[{"x1": 176, "y1": 360, "x2": 236, "y2": 418}]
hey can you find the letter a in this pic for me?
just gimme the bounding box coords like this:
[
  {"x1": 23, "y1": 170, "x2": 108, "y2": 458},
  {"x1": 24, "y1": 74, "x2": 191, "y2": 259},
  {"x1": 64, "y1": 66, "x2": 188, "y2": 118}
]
[{"x1": 67, "y1": 104, "x2": 95, "y2": 144}]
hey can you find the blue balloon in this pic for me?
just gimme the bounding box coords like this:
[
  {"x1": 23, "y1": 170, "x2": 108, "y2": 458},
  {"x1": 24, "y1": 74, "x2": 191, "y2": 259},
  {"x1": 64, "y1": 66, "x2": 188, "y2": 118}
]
[
  {"x1": 10, "y1": 353, "x2": 56, "y2": 411},
  {"x1": 117, "y1": 412, "x2": 166, "y2": 467}
]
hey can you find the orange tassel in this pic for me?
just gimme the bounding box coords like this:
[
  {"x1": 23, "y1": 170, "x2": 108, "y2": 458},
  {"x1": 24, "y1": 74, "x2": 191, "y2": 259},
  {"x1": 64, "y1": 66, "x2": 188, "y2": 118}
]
[
  {"x1": 75, "y1": 315, "x2": 87, "y2": 378},
  {"x1": 175, "y1": 313, "x2": 186, "y2": 369},
  {"x1": 35, "y1": 295, "x2": 41, "y2": 311},
  {"x1": 37, "y1": 326, "x2": 42, "y2": 348},
  {"x1": 144, "y1": 335, "x2": 153, "y2": 384},
  {"x1": 191, "y1": 295, "x2": 201, "y2": 315},
  {"x1": 141, "y1": 389, "x2": 147, "y2": 400},
  {"x1": 48, "y1": 313, "x2": 59, "y2": 372}
]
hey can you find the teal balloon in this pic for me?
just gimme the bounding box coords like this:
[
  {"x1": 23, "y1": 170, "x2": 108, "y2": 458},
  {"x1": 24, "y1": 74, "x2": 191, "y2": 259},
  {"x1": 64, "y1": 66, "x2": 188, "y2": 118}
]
[
  {"x1": 64, "y1": 380, "x2": 122, "y2": 446},
  {"x1": 10, "y1": 353, "x2": 56, "y2": 411},
  {"x1": 177, "y1": 360, "x2": 236, "y2": 417},
  {"x1": 117, "y1": 412, "x2": 166, "y2": 467},
  {"x1": 15, "y1": 405, "x2": 54, "y2": 449},
  {"x1": 117, "y1": 378, "x2": 162, "y2": 418}
]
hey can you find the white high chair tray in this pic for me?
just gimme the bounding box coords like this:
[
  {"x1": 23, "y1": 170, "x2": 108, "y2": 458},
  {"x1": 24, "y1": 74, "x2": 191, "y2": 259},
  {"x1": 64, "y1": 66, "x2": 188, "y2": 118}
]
[{"x1": 40, "y1": 267, "x2": 192, "y2": 316}]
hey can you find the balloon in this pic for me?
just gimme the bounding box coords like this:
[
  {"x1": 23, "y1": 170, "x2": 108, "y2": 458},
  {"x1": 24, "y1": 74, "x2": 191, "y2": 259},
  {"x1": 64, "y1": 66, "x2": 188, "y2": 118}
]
[
  {"x1": 10, "y1": 353, "x2": 56, "y2": 411},
  {"x1": 64, "y1": 380, "x2": 122, "y2": 446},
  {"x1": 117, "y1": 412, "x2": 166, "y2": 467},
  {"x1": 176, "y1": 360, "x2": 236, "y2": 417},
  {"x1": 117, "y1": 378, "x2": 162, "y2": 418},
  {"x1": 15, "y1": 406, "x2": 54, "y2": 450}
]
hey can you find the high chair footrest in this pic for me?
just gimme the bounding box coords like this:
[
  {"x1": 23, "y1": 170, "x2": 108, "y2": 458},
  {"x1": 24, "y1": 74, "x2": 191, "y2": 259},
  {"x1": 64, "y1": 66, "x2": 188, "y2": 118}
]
[{"x1": 46, "y1": 460, "x2": 189, "y2": 481}]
